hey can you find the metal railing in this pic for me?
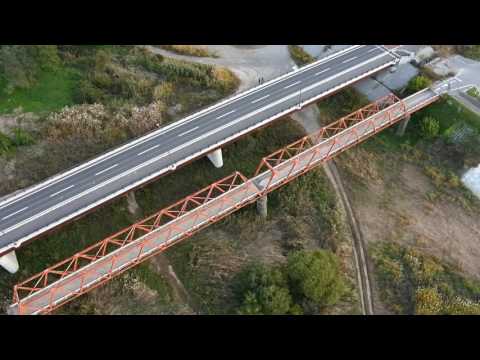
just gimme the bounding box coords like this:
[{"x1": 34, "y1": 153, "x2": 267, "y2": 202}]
[{"x1": 8, "y1": 88, "x2": 440, "y2": 315}]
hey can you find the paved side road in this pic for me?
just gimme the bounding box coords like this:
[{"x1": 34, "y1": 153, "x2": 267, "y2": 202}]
[{"x1": 0, "y1": 45, "x2": 397, "y2": 256}]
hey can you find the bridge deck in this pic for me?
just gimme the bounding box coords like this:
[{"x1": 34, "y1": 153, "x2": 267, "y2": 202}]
[
  {"x1": 9, "y1": 88, "x2": 439, "y2": 315},
  {"x1": 0, "y1": 45, "x2": 398, "y2": 256}
]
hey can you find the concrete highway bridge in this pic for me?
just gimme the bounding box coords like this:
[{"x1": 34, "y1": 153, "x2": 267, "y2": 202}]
[
  {"x1": 0, "y1": 45, "x2": 400, "y2": 273},
  {"x1": 8, "y1": 87, "x2": 440, "y2": 315}
]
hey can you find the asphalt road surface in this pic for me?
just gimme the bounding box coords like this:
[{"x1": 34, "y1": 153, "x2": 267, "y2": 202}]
[{"x1": 0, "y1": 45, "x2": 397, "y2": 254}]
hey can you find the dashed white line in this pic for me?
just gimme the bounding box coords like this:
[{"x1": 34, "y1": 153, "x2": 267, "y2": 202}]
[
  {"x1": 49, "y1": 185, "x2": 75, "y2": 198},
  {"x1": 0, "y1": 50, "x2": 396, "y2": 241},
  {"x1": 251, "y1": 95, "x2": 270, "y2": 104},
  {"x1": 284, "y1": 81, "x2": 302, "y2": 89},
  {"x1": 367, "y1": 48, "x2": 377, "y2": 53},
  {"x1": 342, "y1": 56, "x2": 358, "y2": 64},
  {"x1": 216, "y1": 110, "x2": 236, "y2": 120},
  {"x1": 315, "y1": 68, "x2": 330, "y2": 76},
  {"x1": 178, "y1": 126, "x2": 199, "y2": 137},
  {"x1": 95, "y1": 164, "x2": 118, "y2": 176},
  {"x1": 2, "y1": 207, "x2": 29, "y2": 221},
  {"x1": 137, "y1": 145, "x2": 160, "y2": 156}
]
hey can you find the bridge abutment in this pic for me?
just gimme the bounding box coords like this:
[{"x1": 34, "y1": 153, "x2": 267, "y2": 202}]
[
  {"x1": 396, "y1": 114, "x2": 411, "y2": 137},
  {"x1": 0, "y1": 251, "x2": 19, "y2": 274},
  {"x1": 207, "y1": 148, "x2": 223, "y2": 168},
  {"x1": 256, "y1": 195, "x2": 268, "y2": 218}
]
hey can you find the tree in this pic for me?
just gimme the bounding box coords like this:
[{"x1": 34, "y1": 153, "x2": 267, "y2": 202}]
[
  {"x1": 406, "y1": 75, "x2": 432, "y2": 95},
  {"x1": 420, "y1": 116, "x2": 440, "y2": 139},
  {"x1": 235, "y1": 263, "x2": 300, "y2": 315},
  {"x1": 35, "y1": 45, "x2": 61, "y2": 72},
  {"x1": 287, "y1": 250, "x2": 346, "y2": 307}
]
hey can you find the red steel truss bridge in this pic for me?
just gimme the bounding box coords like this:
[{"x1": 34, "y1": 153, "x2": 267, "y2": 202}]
[{"x1": 8, "y1": 88, "x2": 440, "y2": 315}]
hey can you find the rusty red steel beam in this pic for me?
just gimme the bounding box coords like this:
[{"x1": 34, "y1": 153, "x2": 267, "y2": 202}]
[
  {"x1": 10, "y1": 91, "x2": 439, "y2": 315},
  {"x1": 254, "y1": 93, "x2": 401, "y2": 177},
  {"x1": 11, "y1": 172, "x2": 256, "y2": 315}
]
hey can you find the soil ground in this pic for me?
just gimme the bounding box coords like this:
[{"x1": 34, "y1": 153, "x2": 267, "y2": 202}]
[{"x1": 335, "y1": 131, "x2": 480, "y2": 313}]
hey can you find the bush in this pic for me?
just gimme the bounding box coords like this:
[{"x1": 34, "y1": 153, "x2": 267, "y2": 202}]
[
  {"x1": 159, "y1": 45, "x2": 218, "y2": 58},
  {"x1": 234, "y1": 263, "x2": 299, "y2": 315},
  {"x1": 406, "y1": 75, "x2": 432, "y2": 95},
  {"x1": 153, "y1": 82, "x2": 175, "y2": 103},
  {"x1": 12, "y1": 127, "x2": 34, "y2": 146},
  {"x1": 467, "y1": 87, "x2": 480, "y2": 99},
  {"x1": 288, "y1": 45, "x2": 315, "y2": 66},
  {"x1": 286, "y1": 250, "x2": 346, "y2": 307},
  {"x1": 35, "y1": 45, "x2": 61, "y2": 72},
  {"x1": 0, "y1": 131, "x2": 14, "y2": 154},
  {"x1": 420, "y1": 116, "x2": 440, "y2": 139},
  {"x1": 372, "y1": 242, "x2": 480, "y2": 315}
]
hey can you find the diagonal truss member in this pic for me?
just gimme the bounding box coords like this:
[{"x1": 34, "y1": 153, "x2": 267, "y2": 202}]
[{"x1": 9, "y1": 89, "x2": 440, "y2": 315}]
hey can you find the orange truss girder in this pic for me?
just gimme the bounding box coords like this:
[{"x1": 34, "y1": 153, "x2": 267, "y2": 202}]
[{"x1": 12, "y1": 91, "x2": 422, "y2": 315}]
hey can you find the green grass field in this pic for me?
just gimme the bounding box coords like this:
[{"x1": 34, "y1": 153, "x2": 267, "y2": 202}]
[{"x1": 0, "y1": 67, "x2": 80, "y2": 114}]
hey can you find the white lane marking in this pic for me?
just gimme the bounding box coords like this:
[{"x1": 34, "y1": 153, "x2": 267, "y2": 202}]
[
  {"x1": 0, "y1": 51, "x2": 395, "y2": 241},
  {"x1": 49, "y1": 185, "x2": 75, "y2": 198},
  {"x1": 367, "y1": 48, "x2": 377, "y2": 53},
  {"x1": 0, "y1": 47, "x2": 369, "y2": 213},
  {"x1": 251, "y1": 94, "x2": 270, "y2": 104},
  {"x1": 137, "y1": 145, "x2": 160, "y2": 156},
  {"x1": 178, "y1": 126, "x2": 199, "y2": 137},
  {"x1": 2, "y1": 207, "x2": 29, "y2": 221},
  {"x1": 95, "y1": 164, "x2": 118, "y2": 176},
  {"x1": 342, "y1": 56, "x2": 358, "y2": 64},
  {"x1": 284, "y1": 81, "x2": 301, "y2": 89},
  {"x1": 216, "y1": 110, "x2": 236, "y2": 120},
  {"x1": 315, "y1": 68, "x2": 330, "y2": 76}
]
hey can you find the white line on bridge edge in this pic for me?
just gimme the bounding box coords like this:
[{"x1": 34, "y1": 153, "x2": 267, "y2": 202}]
[
  {"x1": 2, "y1": 207, "x2": 29, "y2": 221},
  {"x1": 0, "y1": 49, "x2": 395, "y2": 243},
  {"x1": 342, "y1": 56, "x2": 358, "y2": 64},
  {"x1": 216, "y1": 110, "x2": 236, "y2": 120},
  {"x1": 95, "y1": 164, "x2": 119, "y2": 176},
  {"x1": 284, "y1": 81, "x2": 301, "y2": 89},
  {"x1": 49, "y1": 185, "x2": 75, "y2": 198},
  {"x1": 251, "y1": 94, "x2": 270, "y2": 104},
  {"x1": 315, "y1": 68, "x2": 330, "y2": 76},
  {"x1": 138, "y1": 145, "x2": 160, "y2": 156},
  {"x1": 178, "y1": 126, "x2": 199, "y2": 137}
]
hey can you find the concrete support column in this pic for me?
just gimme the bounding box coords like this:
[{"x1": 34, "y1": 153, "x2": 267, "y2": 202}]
[
  {"x1": 256, "y1": 195, "x2": 268, "y2": 218},
  {"x1": 0, "y1": 251, "x2": 19, "y2": 274},
  {"x1": 126, "y1": 191, "x2": 141, "y2": 216},
  {"x1": 207, "y1": 148, "x2": 223, "y2": 168},
  {"x1": 396, "y1": 114, "x2": 411, "y2": 137}
]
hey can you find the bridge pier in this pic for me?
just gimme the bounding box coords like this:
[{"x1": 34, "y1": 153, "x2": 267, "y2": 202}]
[
  {"x1": 396, "y1": 114, "x2": 411, "y2": 137},
  {"x1": 256, "y1": 195, "x2": 268, "y2": 218},
  {"x1": 0, "y1": 251, "x2": 19, "y2": 274},
  {"x1": 207, "y1": 148, "x2": 223, "y2": 168}
]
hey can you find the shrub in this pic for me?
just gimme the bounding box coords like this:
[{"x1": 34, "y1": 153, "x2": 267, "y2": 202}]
[
  {"x1": 415, "y1": 287, "x2": 444, "y2": 315},
  {"x1": 0, "y1": 131, "x2": 14, "y2": 154},
  {"x1": 35, "y1": 45, "x2": 61, "y2": 72},
  {"x1": 467, "y1": 87, "x2": 480, "y2": 99},
  {"x1": 288, "y1": 45, "x2": 315, "y2": 66},
  {"x1": 159, "y1": 45, "x2": 218, "y2": 58},
  {"x1": 234, "y1": 263, "x2": 299, "y2": 315},
  {"x1": 420, "y1": 116, "x2": 440, "y2": 139},
  {"x1": 153, "y1": 82, "x2": 175, "y2": 103},
  {"x1": 0, "y1": 45, "x2": 39, "y2": 92},
  {"x1": 286, "y1": 250, "x2": 346, "y2": 307},
  {"x1": 406, "y1": 75, "x2": 432, "y2": 94},
  {"x1": 12, "y1": 127, "x2": 34, "y2": 146}
]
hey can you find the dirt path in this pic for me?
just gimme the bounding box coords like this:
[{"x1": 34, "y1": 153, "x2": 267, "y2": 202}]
[
  {"x1": 322, "y1": 161, "x2": 374, "y2": 314},
  {"x1": 149, "y1": 253, "x2": 199, "y2": 314},
  {"x1": 292, "y1": 104, "x2": 374, "y2": 315},
  {"x1": 144, "y1": 45, "x2": 294, "y2": 92}
]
